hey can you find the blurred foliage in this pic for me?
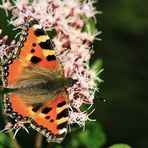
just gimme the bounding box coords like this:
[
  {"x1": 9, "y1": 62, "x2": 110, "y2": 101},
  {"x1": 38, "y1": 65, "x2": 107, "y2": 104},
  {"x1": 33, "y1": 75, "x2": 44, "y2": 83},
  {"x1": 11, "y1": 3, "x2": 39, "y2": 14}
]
[
  {"x1": 71, "y1": 122, "x2": 106, "y2": 148},
  {"x1": 91, "y1": 59, "x2": 104, "y2": 85},
  {"x1": 101, "y1": 0, "x2": 148, "y2": 34},
  {"x1": 82, "y1": 17, "x2": 97, "y2": 35},
  {"x1": 91, "y1": 59, "x2": 103, "y2": 72},
  {"x1": 109, "y1": 144, "x2": 131, "y2": 148},
  {"x1": 93, "y1": 0, "x2": 148, "y2": 148},
  {"x1": 0, "y1": 133, "x2": 14, "y2": 148}
]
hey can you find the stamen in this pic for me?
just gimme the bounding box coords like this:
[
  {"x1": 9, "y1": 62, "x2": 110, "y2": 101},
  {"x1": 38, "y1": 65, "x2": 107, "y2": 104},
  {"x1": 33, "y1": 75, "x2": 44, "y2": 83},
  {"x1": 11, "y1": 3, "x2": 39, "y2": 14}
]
[{"x1": 0, "y1": 121, "x2": 29, "y2": 138}]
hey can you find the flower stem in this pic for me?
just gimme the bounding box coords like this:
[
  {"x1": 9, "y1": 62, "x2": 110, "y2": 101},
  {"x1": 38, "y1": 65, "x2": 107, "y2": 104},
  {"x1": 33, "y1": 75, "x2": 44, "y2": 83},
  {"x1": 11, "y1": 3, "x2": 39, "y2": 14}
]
[
  {"x1": 35, "y1": 133, "x2": 43, "y2": 148},
  {"x1": 8, "y1": 130, "x2": 21, "y2": 148}
]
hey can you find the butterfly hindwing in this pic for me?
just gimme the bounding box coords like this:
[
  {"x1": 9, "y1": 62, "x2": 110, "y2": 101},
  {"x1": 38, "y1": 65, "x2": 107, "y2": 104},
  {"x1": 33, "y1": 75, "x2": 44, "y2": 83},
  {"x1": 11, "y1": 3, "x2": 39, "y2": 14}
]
[
  {"x1": 31, "y1": 91, "x2": 69, "y2": 143},
  {"x1": 3, "y1": 93, "x2": 34, "y2": 121}
]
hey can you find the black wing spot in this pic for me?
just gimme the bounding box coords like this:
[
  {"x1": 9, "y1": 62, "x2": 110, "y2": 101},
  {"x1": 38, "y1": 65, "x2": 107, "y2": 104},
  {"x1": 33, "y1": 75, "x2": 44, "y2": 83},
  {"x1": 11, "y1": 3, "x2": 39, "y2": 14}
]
[
  {"x1": 31, "y1": 49, "x2": 35, "y2": 53},
  {"x1": 46, "y1": 55, "x2": 56, "y2": 61},
  {"x1": 30, "y1": 56, "x2": 41, "y2": 64},
  {"x1": 57, "y1": 121, "x2": 68, "y2": 129},
  {"x1": 45, "y1": 116, "x2": 50, "y2": 120},
  {"x1": 57, "y1": 101, "x2": 66, "y2": 108},
  {"x1": 56, "y1": 108, "x2": 68, "y2": 120},
  {"x1": 34, "y1": 29, "x2": 46, "y2": 37},
  {"x1": 39, "y1": 39, "x2": 53, "y2": 49},
  {"x1": 32, "y1": 43, "x2": 36, "y2": 47},
  {"x1": 42, "y1": 107, "x2": 52, "y2": 114},
  {"x1": 50, "y1": 119, "x2": 54, "y2": 122},
  {"x1": 32, "y1": 103, "x2": 43, "y2": 112}
]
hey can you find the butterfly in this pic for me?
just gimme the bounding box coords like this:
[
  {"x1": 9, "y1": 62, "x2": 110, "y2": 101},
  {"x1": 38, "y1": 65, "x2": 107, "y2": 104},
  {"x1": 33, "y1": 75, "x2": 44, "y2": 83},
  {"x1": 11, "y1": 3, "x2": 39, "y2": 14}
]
[{"x1": 0, "y1": 16, "x2": 76, "y2": 143}]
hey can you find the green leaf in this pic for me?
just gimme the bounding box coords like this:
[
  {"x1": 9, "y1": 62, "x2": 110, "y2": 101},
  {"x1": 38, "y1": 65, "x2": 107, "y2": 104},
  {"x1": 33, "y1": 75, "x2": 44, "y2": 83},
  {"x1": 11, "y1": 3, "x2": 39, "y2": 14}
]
[
  {"x1": 91, "y1": 59, "x2": 103, "y2": 72},
  {"x1": 109, "y1": 143, "x2": 132, "y2": 148},
  {"x1": 47, "y1": 29, "x2": 57, "y2": 39},
  {"x1": 0, "y1": 133, "x2": 14, "y2": 148},
  {"x1": 77, "y1": 122, "x2": 106, "y2": 148},
  {"x1": 61, "y1": 122, "x2": 106, "y2": 148},
  {"x1": 82, "y1": 17, "x2": 97, "y2": 35},
  {"x1": 91, "y1": 59, "x2": 103, "y2": 85}
]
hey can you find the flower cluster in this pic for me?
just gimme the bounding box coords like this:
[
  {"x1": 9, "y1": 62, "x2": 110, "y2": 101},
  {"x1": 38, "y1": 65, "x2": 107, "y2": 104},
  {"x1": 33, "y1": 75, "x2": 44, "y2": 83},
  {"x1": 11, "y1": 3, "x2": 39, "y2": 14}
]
[
  {"x1": 0, "y1": 29, "x2": 15, "y2": 58},
  {"x1": 0, "y1": 121, "x2": 29, "y2": 138},
  {"x1": 0, "y1": 0, "x2": 101, "y2": 128}
]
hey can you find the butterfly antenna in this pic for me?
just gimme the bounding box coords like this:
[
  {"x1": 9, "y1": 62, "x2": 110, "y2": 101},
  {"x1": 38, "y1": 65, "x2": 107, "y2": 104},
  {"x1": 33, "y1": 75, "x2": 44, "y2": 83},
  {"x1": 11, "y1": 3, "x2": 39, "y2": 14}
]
[
  {"x1": 99, "y1": 97, "x2": 106, "y2": 102},
  {"x1": 95, "y1": 95, "x2": 106, "y2": 102}
]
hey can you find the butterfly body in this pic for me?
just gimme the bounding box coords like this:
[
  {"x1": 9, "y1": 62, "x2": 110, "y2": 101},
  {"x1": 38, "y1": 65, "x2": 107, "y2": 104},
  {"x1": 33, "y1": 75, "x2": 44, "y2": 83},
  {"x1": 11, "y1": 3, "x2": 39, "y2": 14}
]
[{"x1": 0, "y1": 16, "x2": 74, "y2": 143}]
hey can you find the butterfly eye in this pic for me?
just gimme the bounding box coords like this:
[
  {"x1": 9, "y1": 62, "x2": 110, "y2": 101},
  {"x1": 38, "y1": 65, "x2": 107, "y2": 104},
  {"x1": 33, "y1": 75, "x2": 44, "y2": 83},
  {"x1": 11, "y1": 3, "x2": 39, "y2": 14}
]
[
  {"x1": 73, "y1": 79, "x2": 78, "y2": 84},
  {"x1": 64, "y1": 78, "x2": 77, "y2": 88}
]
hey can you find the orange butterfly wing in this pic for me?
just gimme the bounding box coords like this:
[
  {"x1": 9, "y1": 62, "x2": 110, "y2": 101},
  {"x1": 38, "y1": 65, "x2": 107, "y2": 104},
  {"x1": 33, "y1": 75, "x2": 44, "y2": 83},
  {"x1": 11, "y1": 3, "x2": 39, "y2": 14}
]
[
  {"x1": 1, "y1": 17, "x2": 68, "y2": 142},
  {"x1": 31, "y1": 94, "x2": 68, "y2": 143},
  {"x1": 8, "y1": 19, "x2": 59, "y2": 86}
]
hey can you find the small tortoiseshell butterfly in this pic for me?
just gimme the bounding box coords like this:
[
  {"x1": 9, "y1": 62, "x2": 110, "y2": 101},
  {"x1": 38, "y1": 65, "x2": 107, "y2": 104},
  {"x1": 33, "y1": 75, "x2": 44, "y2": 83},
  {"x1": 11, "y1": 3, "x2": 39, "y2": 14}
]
[{"x1": 0, "y1": 16, "x2": 75, "y2": 143}]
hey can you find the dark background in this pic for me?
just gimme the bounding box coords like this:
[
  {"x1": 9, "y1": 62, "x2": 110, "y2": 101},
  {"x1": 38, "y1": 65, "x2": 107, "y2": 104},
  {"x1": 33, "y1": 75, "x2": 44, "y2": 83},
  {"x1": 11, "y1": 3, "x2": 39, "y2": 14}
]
[
  {"x1": 93, "y1": 0, "x2": 148, "y2": 147},
  {"x1": 0, "y1": 0, "x2": 148, "y2": 148}
]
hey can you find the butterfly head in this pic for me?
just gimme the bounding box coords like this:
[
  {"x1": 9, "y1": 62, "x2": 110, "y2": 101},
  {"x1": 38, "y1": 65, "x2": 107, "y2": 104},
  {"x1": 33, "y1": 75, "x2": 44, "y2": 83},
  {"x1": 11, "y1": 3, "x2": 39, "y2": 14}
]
[{"x1": 64, "y1": 78, "x2": 77, "y2": 88}]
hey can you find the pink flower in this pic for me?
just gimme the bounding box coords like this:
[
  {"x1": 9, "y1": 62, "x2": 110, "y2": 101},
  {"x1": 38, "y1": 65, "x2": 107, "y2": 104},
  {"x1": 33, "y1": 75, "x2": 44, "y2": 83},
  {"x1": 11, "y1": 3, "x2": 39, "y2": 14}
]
[
  {"x1": 69, "y1": 108, "x2": 95, "y2": 128},
  {"x1": 0, "y1": 0, "x2": 101, "y2": 129},
  {"x1": 0, "y1": 0, "x2": 12, "y2": 16},
  {"x1": 0, "y1": 121, "x2": 29, "y2": 138},
  {"x1": 0, "y1": 29, "x2": 15, "y2": 57}
]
